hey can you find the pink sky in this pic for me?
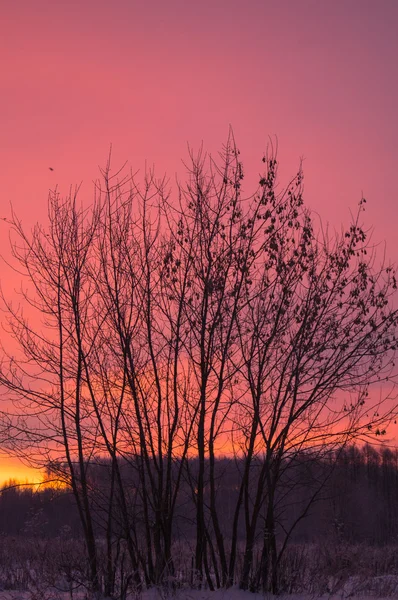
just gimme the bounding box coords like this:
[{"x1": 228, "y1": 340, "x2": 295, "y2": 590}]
[{"x1": 1, "y1": 0, "x2": 398, "y2": 483}]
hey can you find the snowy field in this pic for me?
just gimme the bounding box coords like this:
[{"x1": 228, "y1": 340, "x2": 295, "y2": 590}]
[{"x1": 0, "y1": 585, "x2": 398, "y2": 600}]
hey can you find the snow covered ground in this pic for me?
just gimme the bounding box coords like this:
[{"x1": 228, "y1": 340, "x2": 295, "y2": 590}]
[{"x1": 0, "y1": 586, "x2": 397, "y2": 600}]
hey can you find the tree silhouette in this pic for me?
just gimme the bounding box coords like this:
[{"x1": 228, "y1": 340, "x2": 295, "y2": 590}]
[{"x1": 1, "y1": 133, "x2": 397, "y2": 594}]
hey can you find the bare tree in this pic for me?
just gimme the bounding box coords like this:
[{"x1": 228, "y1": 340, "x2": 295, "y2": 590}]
[
  {"x1": 0, "y1": 193, "x2": 103, "y2": 593},
  {"x1": 1, "y1": 134, "x2": 397, "y2": 596},
  {"x1": 229, "y1": 164, "x2": 398, "y2": 592}
]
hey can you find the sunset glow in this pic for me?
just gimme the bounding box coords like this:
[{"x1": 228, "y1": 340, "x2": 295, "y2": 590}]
[
  {"x1": 2, "y1": 0, "x2": 398, "y2": 484},
  {"x1": 0, "y1": 457, "x2": 43, "y2": 488}
]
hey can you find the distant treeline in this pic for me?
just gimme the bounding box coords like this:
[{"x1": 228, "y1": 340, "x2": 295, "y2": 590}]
[{"x1": 1, "y1": 444, "x2": 397, "y2": 546}]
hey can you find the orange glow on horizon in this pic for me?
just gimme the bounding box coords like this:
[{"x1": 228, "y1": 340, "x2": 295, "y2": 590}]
[{"x1": 0, "y1": 458, "x2": 44, "y2": 488}]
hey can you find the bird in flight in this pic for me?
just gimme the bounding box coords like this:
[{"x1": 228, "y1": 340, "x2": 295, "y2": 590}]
[{"x1": 49, "y1": 167, "x2": 54, "y2": 171}]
